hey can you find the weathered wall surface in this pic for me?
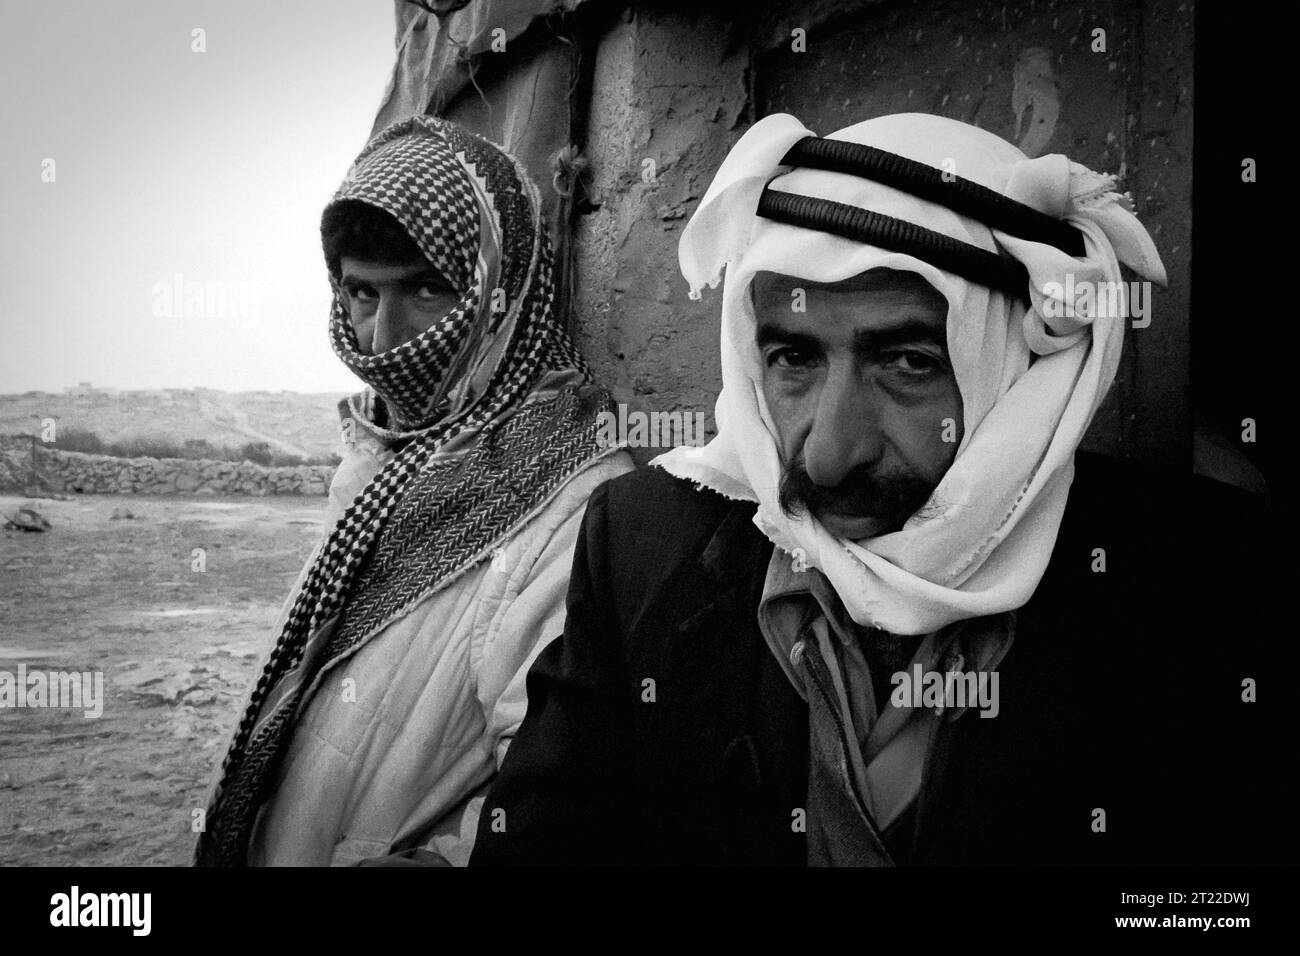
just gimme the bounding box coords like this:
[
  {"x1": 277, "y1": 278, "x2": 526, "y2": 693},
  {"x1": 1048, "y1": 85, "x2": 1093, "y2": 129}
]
[
  {"x1": 0, "y1": 436, "x2": 334, "y2": 496},
  {"x1": 571, "y1": 7, "x2": 750, "y2": 462}
]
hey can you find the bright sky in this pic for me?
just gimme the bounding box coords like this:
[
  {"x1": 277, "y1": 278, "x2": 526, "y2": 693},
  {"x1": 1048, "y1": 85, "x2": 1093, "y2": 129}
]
[{"x1": 0, "y1": 0, "x2": 397, "y2": 393}]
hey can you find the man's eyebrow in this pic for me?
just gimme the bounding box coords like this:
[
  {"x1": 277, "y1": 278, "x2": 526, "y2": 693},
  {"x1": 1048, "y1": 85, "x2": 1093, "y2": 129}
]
[
  {"x1": 853, "y1": 317, "x2": 949, "y2": 355},
  {"x1": 755, "y1": 317, "x2": 948, "y2": 355},
  {"x1": 398, "y1": 269, "x2": 451, "y2": 289},
  {"x1": 338, "y1": 267, "x2": 448, "y2": 287},
  {"x1": 755, "y1": 323, "x2": 822, "y2": 351}
]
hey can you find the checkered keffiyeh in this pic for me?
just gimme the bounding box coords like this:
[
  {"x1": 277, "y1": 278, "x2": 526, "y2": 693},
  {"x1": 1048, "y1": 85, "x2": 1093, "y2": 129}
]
[{"x1": 195, "y1": 117, "x2": 613, "y2": 866}]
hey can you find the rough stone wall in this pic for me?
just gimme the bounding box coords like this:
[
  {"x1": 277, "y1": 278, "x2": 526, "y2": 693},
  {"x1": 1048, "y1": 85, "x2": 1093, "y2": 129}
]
[
  {"x1": 0, "y1": 435, "x2": 30, "y2": 490},
  {"x1": 0, "y1": 436, "x2": 333, "y2": 496},
  {"x1": 571, "y1": 7, "x2": 749, "y2": 464}
]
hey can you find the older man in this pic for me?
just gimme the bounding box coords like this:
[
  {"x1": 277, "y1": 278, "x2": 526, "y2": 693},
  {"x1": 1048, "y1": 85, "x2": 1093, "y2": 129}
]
[
  {"x1": 470, "y1": 113, "x2": 1271, "y2": 866},
  {"x1": 195, "y1": 117, "x2": 632, "y2": 866}
]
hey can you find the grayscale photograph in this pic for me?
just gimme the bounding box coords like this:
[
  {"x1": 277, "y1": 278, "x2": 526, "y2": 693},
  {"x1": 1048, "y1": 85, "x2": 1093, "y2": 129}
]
[{"x1": 0, "y1": 0, "x2": 1288, "y2": 936}]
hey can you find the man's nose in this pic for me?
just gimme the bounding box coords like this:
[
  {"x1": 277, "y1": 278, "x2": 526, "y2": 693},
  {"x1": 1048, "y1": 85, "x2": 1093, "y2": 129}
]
[
  {"x1": 371, "y1": 294, "x2": 407, "y2": 354},
  {"x1": 802, "y1": 364, "x2": 884, "y2": 488}
]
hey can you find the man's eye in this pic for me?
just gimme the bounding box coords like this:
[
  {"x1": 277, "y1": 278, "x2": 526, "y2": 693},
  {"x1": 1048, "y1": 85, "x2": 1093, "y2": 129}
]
[
  {"x1": 884, "y1": 350, "x2": 945, "y2": 375},
  {"x1": 416, "y1": 284, "x2": 450, "y2": 299},
  {"x1": 768, "y1": 347, "x2": 816, "y2": 369},
  {"x1": 346, "y1": 283, "x2": 377, "y2": 302}
]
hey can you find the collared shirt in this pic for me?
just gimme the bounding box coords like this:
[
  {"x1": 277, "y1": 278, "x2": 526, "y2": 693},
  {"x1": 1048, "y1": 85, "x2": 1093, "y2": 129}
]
[{"x1": 757, "y1": 548, "x2": 1015, "y2": 864}]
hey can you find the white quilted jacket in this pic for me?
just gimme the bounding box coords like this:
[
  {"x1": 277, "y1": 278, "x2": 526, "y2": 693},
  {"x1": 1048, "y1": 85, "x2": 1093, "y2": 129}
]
[{"x1": 244, "y1": 415, "x2": 633, "y2": 866}]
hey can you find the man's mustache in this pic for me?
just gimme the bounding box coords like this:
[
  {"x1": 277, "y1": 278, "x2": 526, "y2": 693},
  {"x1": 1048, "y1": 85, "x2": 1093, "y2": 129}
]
[{"x1": 778, "y1": 456, "x2": 935, "y2": 532}]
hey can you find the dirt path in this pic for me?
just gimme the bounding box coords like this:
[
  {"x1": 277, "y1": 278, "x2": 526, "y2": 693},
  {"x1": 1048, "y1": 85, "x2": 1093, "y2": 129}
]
[
  {"x1": 0, "y1": 493, "x2": 326, "y2": 865},
  {"x1": 197, "y1": 396, "x2": 315, "y2": 460}
]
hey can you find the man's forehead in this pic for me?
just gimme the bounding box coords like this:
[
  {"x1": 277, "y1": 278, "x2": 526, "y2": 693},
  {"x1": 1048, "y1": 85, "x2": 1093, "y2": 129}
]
[
  {"x1": 752, "y1": 267, "x2": 944, "y2": 299},
  {"x1": 751, "y1": 268, "x2": 948, "y2": 325},
  {"x1": 339, "y1": 254, "x2": 442, "y2": 280}
]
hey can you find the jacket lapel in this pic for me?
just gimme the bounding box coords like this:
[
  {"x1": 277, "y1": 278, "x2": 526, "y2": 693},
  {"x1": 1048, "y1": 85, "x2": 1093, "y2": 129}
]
[{"x1": 668, "y1": 499, "x2": 807, "y2": 855}]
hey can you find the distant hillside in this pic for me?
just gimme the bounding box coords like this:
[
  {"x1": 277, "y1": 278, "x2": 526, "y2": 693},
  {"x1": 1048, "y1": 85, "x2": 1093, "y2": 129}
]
[{"x1": 0, "y1": 387, "x2": 351, "y2": 461}]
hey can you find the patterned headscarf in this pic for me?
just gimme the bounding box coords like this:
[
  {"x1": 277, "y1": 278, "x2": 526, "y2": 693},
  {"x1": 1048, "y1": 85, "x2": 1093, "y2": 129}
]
[
  {"x1": 328, "y1": 116, "x2": 589, "y2": 434},
  {"x1": 196, "y1": 116, "x2": 615, "y2": 865}
]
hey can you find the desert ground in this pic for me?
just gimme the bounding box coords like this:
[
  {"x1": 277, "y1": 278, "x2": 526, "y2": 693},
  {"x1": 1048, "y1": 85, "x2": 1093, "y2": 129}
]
[{"x1": 0, "y1": 492, "x2": 325, "y2": 865}]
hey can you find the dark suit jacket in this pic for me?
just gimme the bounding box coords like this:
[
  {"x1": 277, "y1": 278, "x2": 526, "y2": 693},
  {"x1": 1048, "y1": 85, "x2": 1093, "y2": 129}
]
[{"x1": 471, "y1": 452, "x2": 1283, "y2": 865}]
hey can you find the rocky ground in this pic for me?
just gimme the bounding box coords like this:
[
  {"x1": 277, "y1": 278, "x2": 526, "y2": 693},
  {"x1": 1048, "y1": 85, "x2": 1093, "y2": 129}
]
[{"x1": 0, "y1": 493, "x2": 325, "y2": 865}]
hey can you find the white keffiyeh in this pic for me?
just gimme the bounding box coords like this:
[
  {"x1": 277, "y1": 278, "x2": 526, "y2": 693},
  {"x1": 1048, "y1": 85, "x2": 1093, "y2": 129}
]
[{"x1": 654, "y1": 112, "x2": 1167, "y2": 635}]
